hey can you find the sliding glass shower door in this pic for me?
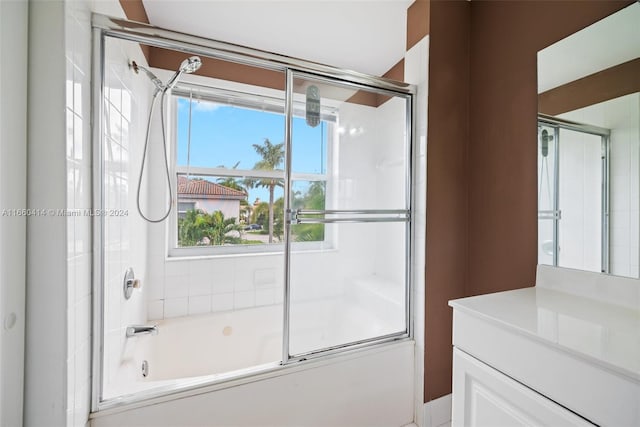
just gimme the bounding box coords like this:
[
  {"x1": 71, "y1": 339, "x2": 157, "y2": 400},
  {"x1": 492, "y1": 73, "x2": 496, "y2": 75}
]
[
  {"x1": 284, "y1": 72, "x2": 412, "y2": 359},
  {"x1": 94, "y1": 18, "x2": 415, "y2": 408},
  {"x1": 537, "y1": 116, "x2": 610, "y2": 273}
]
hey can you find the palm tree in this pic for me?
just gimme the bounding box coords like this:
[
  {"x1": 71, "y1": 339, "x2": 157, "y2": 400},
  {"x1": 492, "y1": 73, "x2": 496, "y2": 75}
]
[
  {"x1": 178, "y1": 209, "x2": 203, "y2": 246},
  {"x1": 216, "y1": 161, "x2": 247, "y2": 195},
  {"x1": 178, "y1": 209, "x2": 243, "y2": 246},
  {"x1": 217, "y1": 176, "x2": 247, "y2": 194},
  {"x1": 200, "y1": 211, "x2": 243, "y2": 245},
  {"x1": 244, "y1": 138, "x2": 284, "y2": 243}
]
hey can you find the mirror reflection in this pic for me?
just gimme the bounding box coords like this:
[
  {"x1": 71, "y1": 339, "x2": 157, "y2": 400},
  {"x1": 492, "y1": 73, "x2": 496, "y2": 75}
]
[{"x1": 537, "y1": 3, "x2": 640, "y2": 278}]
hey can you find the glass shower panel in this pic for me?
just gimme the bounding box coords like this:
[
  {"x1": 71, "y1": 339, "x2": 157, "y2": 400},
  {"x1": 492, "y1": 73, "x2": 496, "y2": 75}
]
[
  {"x1": 289, "y1": 74, "x2": 409, "y2": 211},
  {"x1": 100, "y1": 38, "x2": 287, "y2": 401},
  {"x1": 287, "y1": 73, "x2": 410, "y2": 357},
  {"x1": 289, "y1": 221, "x2": 407, "y2": 356},
  {"x1": 557, "y1": 128, "x2": 602, "y2": 272}
]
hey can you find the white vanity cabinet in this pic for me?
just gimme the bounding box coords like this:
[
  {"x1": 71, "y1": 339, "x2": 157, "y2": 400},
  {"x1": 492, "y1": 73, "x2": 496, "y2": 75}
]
[
  {"x1": 449, "y1": 266, "x2": 640, "y2": 427},
  {"x1": 452, "y1": 348, "x2": 593, "y2": 426}
]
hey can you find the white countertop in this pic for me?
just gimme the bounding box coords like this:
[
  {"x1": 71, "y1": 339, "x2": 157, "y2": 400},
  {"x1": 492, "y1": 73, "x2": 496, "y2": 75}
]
[{"x1": 449, "y1": 285, "x2": 640, "y2": 381}]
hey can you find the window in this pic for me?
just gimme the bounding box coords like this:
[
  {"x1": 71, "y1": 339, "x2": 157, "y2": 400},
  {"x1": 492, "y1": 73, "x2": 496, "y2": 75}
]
[
  {"x1": 177, "y1": 201, "x2": 196, "y2": 219},
  {"x1": 170, "y1": 85, "x2": 333, "y2": 256}
]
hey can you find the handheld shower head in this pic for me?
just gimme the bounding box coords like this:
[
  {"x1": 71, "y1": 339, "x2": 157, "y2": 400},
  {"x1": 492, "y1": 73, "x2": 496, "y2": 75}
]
[
  {"x1": 166, "y1": 56, "x2": 202, "y2": 90},
  {"x1": 540, "y1": 129, "x2": 554, "y2": 157},
  {"x1": 180, "y1": 56, "x2": 202, "y2": 74}
]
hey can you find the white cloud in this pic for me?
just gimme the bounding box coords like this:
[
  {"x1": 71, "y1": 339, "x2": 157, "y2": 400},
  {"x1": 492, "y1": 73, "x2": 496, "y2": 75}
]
[{"x1": 193, "y1": 100, "x2": 221, "y2": 112}]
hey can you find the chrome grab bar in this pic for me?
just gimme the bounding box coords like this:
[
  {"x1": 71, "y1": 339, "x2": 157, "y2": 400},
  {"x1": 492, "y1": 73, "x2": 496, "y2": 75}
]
[
  {"x1": 295, "y1": 209, "x2": 410, "y2": 215},
  {"x1": 292, "y1": 217, "x2": 409, "y2": 224},
  {"x1": 126, "y1": 324, "x2": 159, "y2": 337},
  {"x1": 288, "y1": 209, "x2": 410, "y2": 224}
]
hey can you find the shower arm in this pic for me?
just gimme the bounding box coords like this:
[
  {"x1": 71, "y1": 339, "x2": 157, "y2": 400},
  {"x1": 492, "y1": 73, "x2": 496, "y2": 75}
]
[{"x1": 130, "y1": 61, "x2": 163, "y2": 92}]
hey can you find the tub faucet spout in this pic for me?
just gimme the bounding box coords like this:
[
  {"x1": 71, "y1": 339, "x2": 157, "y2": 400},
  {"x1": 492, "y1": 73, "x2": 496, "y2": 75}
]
[{"x1": 126, "y1": 324, "x2": 159, "y2": 337}]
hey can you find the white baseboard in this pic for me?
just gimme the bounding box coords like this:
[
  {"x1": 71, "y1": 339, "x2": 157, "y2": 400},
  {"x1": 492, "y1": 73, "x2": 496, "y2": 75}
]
[{"x1": 423, "y1": 394, "x2": 452, "y2": 427}]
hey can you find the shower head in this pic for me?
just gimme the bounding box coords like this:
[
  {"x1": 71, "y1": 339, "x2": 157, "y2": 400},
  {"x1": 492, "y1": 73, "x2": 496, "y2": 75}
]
[
  {"x1": 180, "y1": 56, "x2": 202, "y2": 74},
  {"x1": 165, "y1": 56, "x2": 202, "y2": 90},
  {"x1": 540, "y1": 129, "x2": 554, "y2": 157},
  {"x1": 131, "y1": 61, "x2": 164, "y2": 91}
]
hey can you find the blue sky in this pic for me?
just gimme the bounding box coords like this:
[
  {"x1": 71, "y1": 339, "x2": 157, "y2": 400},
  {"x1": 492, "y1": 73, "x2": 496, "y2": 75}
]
[{"x1": 176, "y1": 98, "x2": 327, "y2": 203}]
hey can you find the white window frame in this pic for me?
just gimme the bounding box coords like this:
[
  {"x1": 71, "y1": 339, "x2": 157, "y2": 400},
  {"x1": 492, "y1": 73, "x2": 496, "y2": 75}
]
[
  {"x1": 177, "y1": 201, "x2": 196, "y2": 219},
  {"x1": 167, "y1": 83, "x2": 337, "y2": 258}
]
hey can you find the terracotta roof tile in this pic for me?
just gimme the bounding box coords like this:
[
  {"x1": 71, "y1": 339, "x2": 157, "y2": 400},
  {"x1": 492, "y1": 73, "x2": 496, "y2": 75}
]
[{"x1": 177, "y1": 176, "x2": 246, "y2": 200}]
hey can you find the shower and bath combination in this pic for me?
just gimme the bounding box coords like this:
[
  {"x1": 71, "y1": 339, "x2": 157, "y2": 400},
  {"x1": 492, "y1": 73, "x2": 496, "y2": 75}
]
[{"x1": 131, "y1": 56, "x2": 202, "y2": 222}]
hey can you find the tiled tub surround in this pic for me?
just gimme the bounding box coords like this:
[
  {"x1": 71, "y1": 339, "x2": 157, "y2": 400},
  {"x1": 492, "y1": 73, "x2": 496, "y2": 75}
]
[
  {"x1": 101, "y1": 36, "x2": 152, "y2": 399},
  {"x1": 146, "y1": 255, "x2": 285, "y2": 320},
  {"x1": 65, "y1": 2, "x2": 93, "y2": 422},
  {"x1": 92, "y1": 7, "x2": 427, "y2": 423}
]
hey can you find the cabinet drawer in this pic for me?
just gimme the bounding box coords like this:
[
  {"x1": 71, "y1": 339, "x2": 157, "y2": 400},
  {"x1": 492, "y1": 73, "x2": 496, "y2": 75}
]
[{"x1": 452, "y1": 348, "x2": 594, "y2": 427}]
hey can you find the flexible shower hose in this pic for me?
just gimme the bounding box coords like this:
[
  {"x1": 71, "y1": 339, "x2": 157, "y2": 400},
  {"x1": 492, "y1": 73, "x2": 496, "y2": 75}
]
[{"x1": 136, "y1": 88, "x2": 173, "y2": 223}]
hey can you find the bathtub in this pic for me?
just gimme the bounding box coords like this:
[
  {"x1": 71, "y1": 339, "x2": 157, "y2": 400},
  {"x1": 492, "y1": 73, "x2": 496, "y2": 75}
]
[
  {"x1": 144, "y1": 304, "x2": 282, "y2": 381},
  {"x1": 134, "y1": 295, "x2": 401, "y2": 377},
  {"x1": 104, "y1": 278, "x2": 405, "y2": 396},
  {"x1": 95, "y1": 281, "x2": 412, "y2": 426}
]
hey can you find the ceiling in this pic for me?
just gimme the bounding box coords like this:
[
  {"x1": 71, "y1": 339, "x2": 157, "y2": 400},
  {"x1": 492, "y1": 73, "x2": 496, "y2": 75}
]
[
  {"x1": 142, "y1": 0, "x2": 413, "y2": 77},
  {"x1": 537, "y1": 3, "x2": 640, "y2": 93}
]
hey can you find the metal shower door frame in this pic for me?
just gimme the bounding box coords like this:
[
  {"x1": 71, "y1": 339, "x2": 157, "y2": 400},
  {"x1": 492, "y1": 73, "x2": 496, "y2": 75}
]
[
  {"x1": 91, "y1": 14, "x2": 417, "y2": 412},
  {"x1": 537, "y1": 114, "x2": 611, "y2": 273},
  {"x1": 281, "y1": 69, "x2": 414, "y2": 364}
]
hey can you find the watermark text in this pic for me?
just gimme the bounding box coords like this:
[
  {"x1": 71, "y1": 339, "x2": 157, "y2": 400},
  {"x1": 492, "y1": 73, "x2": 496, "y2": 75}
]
[{"x1": 1, "y1": 208, "x2": 128, "y2": 217}]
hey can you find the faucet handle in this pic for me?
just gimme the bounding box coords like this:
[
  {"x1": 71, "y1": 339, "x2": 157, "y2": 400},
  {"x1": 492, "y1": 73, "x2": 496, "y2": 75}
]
[{"x1": 123, "y1": 267, "x2": 141, "y2": 299}]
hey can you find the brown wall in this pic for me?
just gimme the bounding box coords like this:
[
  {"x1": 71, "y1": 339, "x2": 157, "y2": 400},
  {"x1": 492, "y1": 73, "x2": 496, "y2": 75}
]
[
  {"x1": 425, "y1": 0, "x2": 632, "y2": 402},
  {"x1": 424, "y1": 0, "x2": 470, "y2": 403},
  {"x1": 539, "y1": 58, "x2": 640, "y2": 116},
  {"x1": 467, "y1": 0, "x2": 631, "y2": 296},
  {"x1": 407, "y1": 0, "x2": 430, "y2": 51}
]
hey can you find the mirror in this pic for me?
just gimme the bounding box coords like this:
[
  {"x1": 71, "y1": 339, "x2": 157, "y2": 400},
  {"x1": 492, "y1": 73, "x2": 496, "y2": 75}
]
[{"x1": 537, "y1": 3, "x2": 640, "y2": 278}]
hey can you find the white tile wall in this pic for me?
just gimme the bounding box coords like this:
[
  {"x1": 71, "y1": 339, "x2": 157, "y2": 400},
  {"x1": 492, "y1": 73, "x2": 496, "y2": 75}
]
[
  {"x1": 405, "y1": 35, "x2": 429, "y2": 423},
  {"x1": 101, "y1": 35, "x2": 151, "y2": 399},
  {"x1": 51, "y1": 0, "x2": 153, "y2": 411},
  {"x1": 256, "y1": 288, "x2": 276, "y2": 306},
  {"x1": 188, "y1": 295, "x2": 212, "y2": 315},
  {"x1": 147, "y1": 254, "x2": 287, "y2": 319},
  {"x1": 559, "y1": 93, "x2": 640, "y2": 277},
  {"x1": 65, "y1": 1, "x2": 93, "y2": 425},
  {"x1": 234, "y1": 290, "x2": 256, "y2": 309},
  {"x1": 556, "y1": 129, "x2": 602, "y2": 272},
  {"x1": 164, "y1": 297, "x2": 188, "y2": 318},
  {"x1": 211, "y1": 292, "x2": 234, "y2": 312},
  {"x1": 147, "y1": 299, "x2": 164, "y2": 321}
]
